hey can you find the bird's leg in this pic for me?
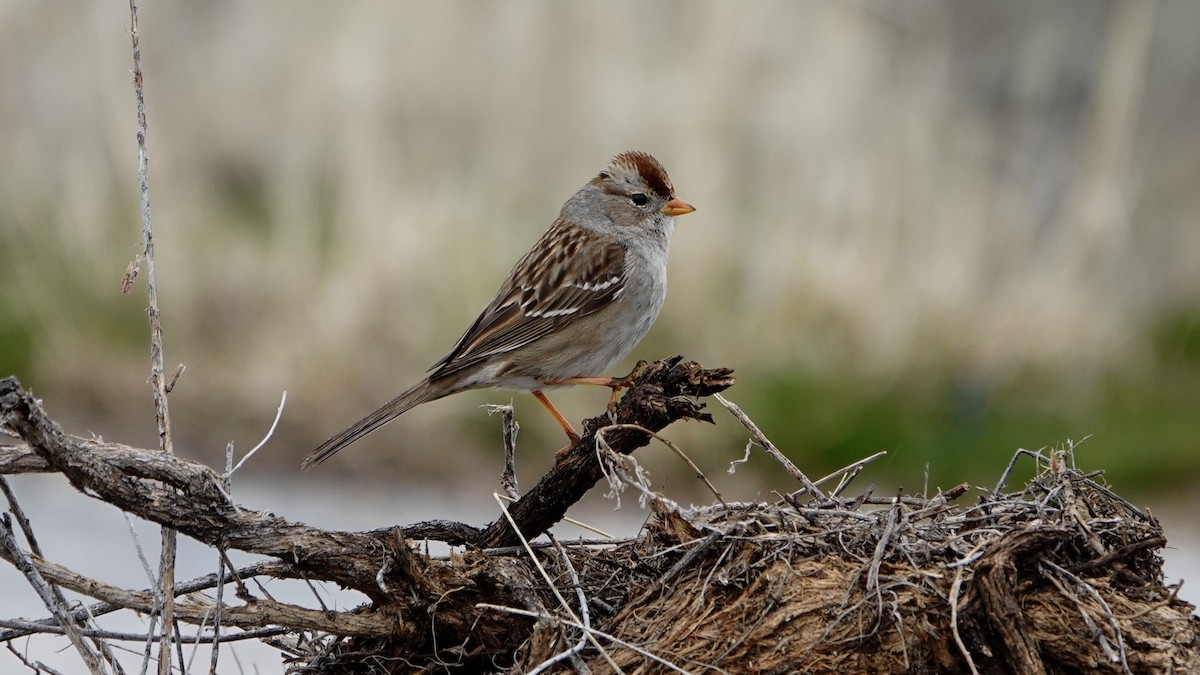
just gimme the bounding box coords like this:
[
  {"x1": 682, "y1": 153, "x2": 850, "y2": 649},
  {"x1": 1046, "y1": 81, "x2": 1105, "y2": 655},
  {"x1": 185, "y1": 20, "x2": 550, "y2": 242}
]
[
  {"x1": 549, "y1": 360, "x2": 649, "y2": 416},
  {"x1": 532, "y1": 390, "x2": 581, "y2": 462},
  {"x1": 551, "y1": 376, "x2": 620, "y2": 387}
]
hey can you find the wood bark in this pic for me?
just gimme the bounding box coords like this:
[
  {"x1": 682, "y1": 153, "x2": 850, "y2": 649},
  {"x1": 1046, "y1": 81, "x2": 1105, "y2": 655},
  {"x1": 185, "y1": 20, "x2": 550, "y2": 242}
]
[{"x1": 0, "y1": 358, "x2": 736, "y2": 669}]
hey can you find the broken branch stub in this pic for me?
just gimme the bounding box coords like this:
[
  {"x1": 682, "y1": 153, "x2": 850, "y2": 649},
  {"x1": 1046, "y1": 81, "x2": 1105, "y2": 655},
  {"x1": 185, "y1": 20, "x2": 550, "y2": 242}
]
[{"x1": 472, "y1": 356, "x2": 736, "y2": 549}]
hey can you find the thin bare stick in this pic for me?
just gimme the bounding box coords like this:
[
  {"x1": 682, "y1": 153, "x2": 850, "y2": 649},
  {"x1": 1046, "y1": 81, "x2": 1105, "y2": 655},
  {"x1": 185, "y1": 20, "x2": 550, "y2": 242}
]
[
  {"x1": 0, "y1": 560, "x2": 291, "y2": 644},
  {"x1": 993, "y1": 448, "x2": 1052, "y2": 496},
  {"x1": 6, "y1": 642, "x2": 67, "y2": 675},
  {"x1": 866, "y1": 497, "x2": 901, "y2": 595},
  {"x1": 1, "y1": 478, "x2": 112, "y2": 673},
  {"x1": 228, "y1": 391, "x2": 287, "y2": 477},
  {"x1": 0, "y1": 549, "x2": 389, "y2": 636},
  {"x1": 126, "y1": 3, "x2": 178, "y2": 672},
  {"x1": 491, "y1": 494, "x2": 618, "y2": 672},
  {"x1": 1042, "y1": 560, "x2": 1131, "y2": 674},
  {"x1": 949, "y1": 562, "x2": 980, "y2": 675},
  {"x1": 714, "y1": 393, "x2": 826, "y2": 503},
  {"x1": 211, "y1": 448, "x2": 233, "y2": 675},
  {"x1": 496, "y1": 494, "x2": 614, "y2": 540},
  {"x1": 0, "y1": 619, "x2": 287, "y2": 645},
  {"x1": 812, "y1": 451, "x2": 888, "y2": 489},
  {"x1": 527, "y1": 535, "x2": 594, "y2": 675},
  {"x1": 0, "y1": 517, "x2": 107, "y2": 673},
  {"x1": 164, "y1": 364, "x2": 184, "y2": 394},
  {"x1": 477, "y1": 604, "x2": 691, "y2": 674},
  {"x1": 127, "y1": 6, "x2": 167, "y2": 439},
  {"x1": 484, "y1": 404, "x2": 520, "y2": 499},
  {"x1": 598, "y1": 423, "x2": 727, "y2": 508},
  {"x1": 124, "y1": 516, "x2": 159, "y2": 589},
  {"x1": 0, "y1": 477, "x2": 44, "y2": 556}
]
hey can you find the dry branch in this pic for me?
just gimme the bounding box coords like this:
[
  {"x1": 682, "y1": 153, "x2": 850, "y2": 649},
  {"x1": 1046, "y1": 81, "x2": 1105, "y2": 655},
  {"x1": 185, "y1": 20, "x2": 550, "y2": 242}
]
[
  {"x1": 0, "y1": 378, "x2": 414, "y2": 600},
  {"x1": 3, "y1": 368, "x2": 1198, "y2": 674},
  {"x1": 126, "y1": 2, "x2": 180, "y2": 670},
  {"x1": 0, "y1": 359, "x2": 737, "y2": 670},
  {"x1": 473, "y1": 356, "x2": 735, "y2": 548}
]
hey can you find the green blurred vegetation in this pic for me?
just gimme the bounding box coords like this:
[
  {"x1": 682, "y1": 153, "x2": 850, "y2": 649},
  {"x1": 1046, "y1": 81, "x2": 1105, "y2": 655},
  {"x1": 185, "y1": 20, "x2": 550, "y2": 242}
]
[
  {"x1": 732, "y1": 310, "x2": 1200, "y2": 494},
  {"x1": 0, "y1": 1, "x2": 1197, "y2": 495}
]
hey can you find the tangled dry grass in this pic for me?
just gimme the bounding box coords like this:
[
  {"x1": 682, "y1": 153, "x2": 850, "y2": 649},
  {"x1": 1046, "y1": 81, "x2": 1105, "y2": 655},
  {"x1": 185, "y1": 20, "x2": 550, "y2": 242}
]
[
  {"x1": 302, "y1": 445, "x2": 1196, "y2": 674},
  {"x1": 559, "y1": 447, "x2": 1191, "y2": 674}
]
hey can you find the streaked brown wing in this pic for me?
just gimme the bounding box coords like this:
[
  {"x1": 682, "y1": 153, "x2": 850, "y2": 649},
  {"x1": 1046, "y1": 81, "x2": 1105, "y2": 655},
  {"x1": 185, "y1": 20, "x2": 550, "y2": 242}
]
[{"x1": 428, "y1": 220, "x2": 625, "y2": 380}]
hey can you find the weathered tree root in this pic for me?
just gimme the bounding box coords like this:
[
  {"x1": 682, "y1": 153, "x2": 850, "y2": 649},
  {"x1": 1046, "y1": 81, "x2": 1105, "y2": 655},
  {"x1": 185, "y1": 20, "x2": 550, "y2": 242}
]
[
  {"x1": 3, "y1": 364, "x2": 1197, "y2": 674},
  {"x1": 0, "y1": 358, "x2": 738, "y2": 671}
]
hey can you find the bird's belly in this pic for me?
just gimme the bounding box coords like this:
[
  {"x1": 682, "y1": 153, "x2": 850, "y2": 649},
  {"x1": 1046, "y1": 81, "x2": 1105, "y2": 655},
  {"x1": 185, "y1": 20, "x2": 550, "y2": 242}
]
[{"x1": 496, "y1": 289, "x2": 665, "y2": 389}]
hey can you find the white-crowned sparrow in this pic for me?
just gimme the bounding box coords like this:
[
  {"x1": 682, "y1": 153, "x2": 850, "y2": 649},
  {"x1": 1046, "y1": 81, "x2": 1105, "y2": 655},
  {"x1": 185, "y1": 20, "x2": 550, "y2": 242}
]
[{"x1": 303, "y1": 151, "x2": 695, "y2": 469}]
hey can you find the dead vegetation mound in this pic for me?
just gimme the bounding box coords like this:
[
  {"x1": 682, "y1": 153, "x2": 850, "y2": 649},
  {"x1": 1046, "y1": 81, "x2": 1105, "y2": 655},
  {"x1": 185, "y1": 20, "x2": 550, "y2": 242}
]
[
  {"x1": 2, "y1": 366, "x2": 1196, "y2": 674},
  {"x1": 529, "y1": 450, "x2": 1195, "y2": 674}
]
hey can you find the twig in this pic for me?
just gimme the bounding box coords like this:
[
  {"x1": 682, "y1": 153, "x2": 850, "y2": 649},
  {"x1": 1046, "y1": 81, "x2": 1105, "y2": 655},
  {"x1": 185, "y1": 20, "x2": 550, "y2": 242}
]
[
  {"x1": 484, "y1": 404, "x2": 520, "y2": 500},
  {"x1": 597, "y1": 423, "x2": 726, "y2": 508},
  {"x1": 0, "y1": 477, "x2": 44, "y2": 557},
  {"x1": 164, "y1": 364, "x2": 184, "y2": 395},
  {"x1": 0, "y1": 619, "x2": 286, "y2": 645},
  {"x1": 124, "y1": 515, "x2": 160, "y2": 675},
  {"x1": 492, "y1": 494, "x2": 619, "y2": 673},
  {"x1": 0, "y1": 516, "x2": 107, "y2": 673},
  {"x1": 495, "y1": 494, "x2": 614, "y2": 540},
  {"x1": 1054, "y1": 451, "x2": 1107, "y2": 558},
  {"x1": 2, "y1": 478, "x2": 111, "y2": 672},
  {"x1": 527, "y1": 535, "x2": 593, "y2": 675},
  {"x1": 1042, "y1": 560, "x2": 1131, "y2": 674},
  {"x1": 126, "y1": 3, "x2": 179, "y2": 672},
  {"x1": 993, "y1": 448, "x2": 1052, "y2": 496},
  {"x1": 228, "y1": 391, "x2": 287, "y2": 477},
  {"x1": 811, "y1": 451, "x2": 888, "y2": 490},
  {"x1": 948, "y1": 564, "x2": 980, "y2": 675},
  {"x1": 124, "y1": 516, "x2": 159, "y2": 589},
  {"x1": 0, "y1": 560, "x2": 292, "y2": 643},
  {"x1": 211, "y1": 447, "x2": 233, "y2": 675},
  {"x1": 480, "y1": 537, "x2": 633, "y2": 558},
  {"x1": 6, "y1": 642, "x2": 66, "y2": 675},
  {"x1": 477, "y1": 604, "x2": 691, "y2": 674},
  {"x1": 713, "y1": 394, "x2": 826, "y2": 503},
  {"x1": 866, "y1": 496, "x2": 901, "y2": 598},
  {"x1": 0, "y1": 548, "x2": 389, "y2": 636},
  {"x1": 493, "y1": 493, "x2": 582, "y2": 620}
]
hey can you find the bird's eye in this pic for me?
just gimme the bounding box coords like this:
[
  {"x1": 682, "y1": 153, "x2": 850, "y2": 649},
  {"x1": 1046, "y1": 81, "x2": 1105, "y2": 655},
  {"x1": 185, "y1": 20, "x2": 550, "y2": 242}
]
[{"x1": 630, "y1": 193, "x2": 649, "y2": 206}]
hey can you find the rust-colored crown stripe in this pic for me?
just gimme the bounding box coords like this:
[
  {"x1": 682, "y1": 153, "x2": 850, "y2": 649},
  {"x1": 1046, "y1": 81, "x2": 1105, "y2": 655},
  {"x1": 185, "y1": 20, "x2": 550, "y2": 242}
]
[{"x1": 608, "y1": 151, "x2": 674, "y2": 200}]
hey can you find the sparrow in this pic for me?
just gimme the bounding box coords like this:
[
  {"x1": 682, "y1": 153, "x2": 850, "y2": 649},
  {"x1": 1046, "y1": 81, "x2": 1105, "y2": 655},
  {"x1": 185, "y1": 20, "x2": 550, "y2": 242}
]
[{"x1": 304, "y1": 151, "x2": 694, "y2": 469}]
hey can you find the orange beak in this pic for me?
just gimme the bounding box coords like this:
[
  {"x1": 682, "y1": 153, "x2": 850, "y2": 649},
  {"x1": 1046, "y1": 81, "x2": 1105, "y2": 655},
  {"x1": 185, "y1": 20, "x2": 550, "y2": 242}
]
[{"x1": 662, "y1": 198, "x2": 696, "y2": 217}]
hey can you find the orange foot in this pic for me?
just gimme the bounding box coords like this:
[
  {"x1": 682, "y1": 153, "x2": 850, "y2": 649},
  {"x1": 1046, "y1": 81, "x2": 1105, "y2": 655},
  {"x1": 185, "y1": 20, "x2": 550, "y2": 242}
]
[
  {"x1": 533, "y1": 390, "x2": 581, "y2": 463},
  {"x1": 548, "y1": 360, "x2": 648, "y2": 414},
  {"x1": 538, "y1": 363, "x2": 649, "y2": 463}
]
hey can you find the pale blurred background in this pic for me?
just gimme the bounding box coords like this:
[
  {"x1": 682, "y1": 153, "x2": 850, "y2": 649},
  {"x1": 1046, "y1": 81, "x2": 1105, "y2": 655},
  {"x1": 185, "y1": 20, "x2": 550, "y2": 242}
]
[
  {"x1": 2, "y1": 2, "x2": 1199, "y2": 520},
  {"x1": 2, "y1": 1, "x2": 1199, "y2": 670},
  {"x1": 4, "y1": 0, "x2": 1198, "y2": 491}
]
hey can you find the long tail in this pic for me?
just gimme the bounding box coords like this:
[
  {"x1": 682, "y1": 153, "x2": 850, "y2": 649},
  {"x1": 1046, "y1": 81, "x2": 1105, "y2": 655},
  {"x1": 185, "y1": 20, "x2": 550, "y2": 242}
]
[{"x1": 302, "y1": 378, "x2": 448, "y2": 470}]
